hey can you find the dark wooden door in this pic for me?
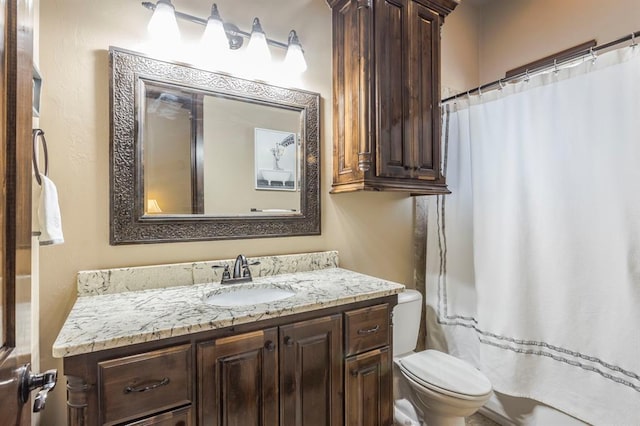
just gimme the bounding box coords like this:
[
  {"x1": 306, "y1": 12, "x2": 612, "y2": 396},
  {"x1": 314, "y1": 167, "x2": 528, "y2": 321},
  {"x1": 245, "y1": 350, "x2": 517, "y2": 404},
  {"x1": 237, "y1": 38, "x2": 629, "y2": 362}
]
[
  {"x1": 407, "y1": 0, "x2": 441, "y2": 180},
  {"x1": 331, "y1": 0, "x2": 371, "y2": 185},
  {"x1": 0, "y1": 0, "x2": 35, "y2": 423},
  {"x1": 375, "y1": 0, "x2": 411, "y2": 179},
  {"x1": 344, "y1": 348, "x2": 392, "y2": 426},
  {"x1": 376, "y1": 0, "x2": 441, "y2": 181},
  {"x1": 198, "y1": 328, "x2": 279, "y2": 426},
  {"x1": 279, "y1": 314, "x2": 343, "y2": 426}
]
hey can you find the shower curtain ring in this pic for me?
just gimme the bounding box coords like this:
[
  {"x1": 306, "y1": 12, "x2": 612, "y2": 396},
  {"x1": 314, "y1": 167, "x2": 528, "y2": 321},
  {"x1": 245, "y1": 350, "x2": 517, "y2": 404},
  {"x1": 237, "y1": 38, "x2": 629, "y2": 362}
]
[
  {"x1": 524, "y1": 69, "x2": 530, "y2": 82},
  {"x1": 553, "y1": 59, "x2": 559, "y2": 74},
  {"x1": 478, "y1": 86, "x2": 483, "y2": 97},
  {"x1": 498, "y1": 79, "x2": 505, "y2": 90},
  {"x1": 589, "y1": 47, "x2": 597, "y2": 63},
  {"x1": 631, "y1": 32, "x2": 637, "y2": 48}
]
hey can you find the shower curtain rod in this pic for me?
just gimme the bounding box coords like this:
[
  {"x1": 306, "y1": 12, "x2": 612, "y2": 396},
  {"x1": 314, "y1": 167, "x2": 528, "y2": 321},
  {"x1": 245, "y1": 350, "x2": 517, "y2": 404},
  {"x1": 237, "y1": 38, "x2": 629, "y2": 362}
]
[{"x1": 441, "y1": 29, "x2": 640, "y2": 104}]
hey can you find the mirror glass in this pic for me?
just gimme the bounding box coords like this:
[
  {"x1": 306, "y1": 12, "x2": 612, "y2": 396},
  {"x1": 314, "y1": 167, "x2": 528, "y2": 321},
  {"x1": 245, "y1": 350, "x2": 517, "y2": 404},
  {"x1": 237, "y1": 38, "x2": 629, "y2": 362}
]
[
  {"x1": 142, "y1": 81, "x2": 302, "y2": 216},
  {"x1": 110, "y1": 47, "x2": 320, "y2": 244}
]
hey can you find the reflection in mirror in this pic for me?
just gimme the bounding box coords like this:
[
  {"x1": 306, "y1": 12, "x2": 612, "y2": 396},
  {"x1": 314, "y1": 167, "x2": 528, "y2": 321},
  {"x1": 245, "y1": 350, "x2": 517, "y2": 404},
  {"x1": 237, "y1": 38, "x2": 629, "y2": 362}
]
[
  {"x1": 142, "y1": 81, "x2": 302, "y2": 216},
  {"x1": 110, "y1": 47, "x2": 320, "y2": 244}
]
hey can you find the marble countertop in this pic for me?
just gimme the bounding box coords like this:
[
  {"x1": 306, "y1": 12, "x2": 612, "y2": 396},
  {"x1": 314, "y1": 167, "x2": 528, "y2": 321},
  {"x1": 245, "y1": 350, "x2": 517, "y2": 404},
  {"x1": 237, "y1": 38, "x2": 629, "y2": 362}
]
[{"x1": 53, "y1": 267, "x2": 405, "y2": 358}]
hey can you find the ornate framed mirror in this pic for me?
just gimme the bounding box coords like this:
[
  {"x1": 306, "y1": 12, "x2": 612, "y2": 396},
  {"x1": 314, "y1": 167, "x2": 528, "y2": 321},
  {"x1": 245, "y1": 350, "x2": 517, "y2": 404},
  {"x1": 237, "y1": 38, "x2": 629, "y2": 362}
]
[{"x1": 109, "y1": 47, "x2": 320, "y2": 244}]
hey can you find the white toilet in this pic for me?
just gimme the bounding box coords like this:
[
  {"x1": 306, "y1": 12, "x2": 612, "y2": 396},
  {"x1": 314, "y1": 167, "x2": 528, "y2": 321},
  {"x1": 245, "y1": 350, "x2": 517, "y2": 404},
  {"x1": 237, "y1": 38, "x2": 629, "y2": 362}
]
[{"x1": 393, "y1": 289, "x2": 492, "y2": 426}]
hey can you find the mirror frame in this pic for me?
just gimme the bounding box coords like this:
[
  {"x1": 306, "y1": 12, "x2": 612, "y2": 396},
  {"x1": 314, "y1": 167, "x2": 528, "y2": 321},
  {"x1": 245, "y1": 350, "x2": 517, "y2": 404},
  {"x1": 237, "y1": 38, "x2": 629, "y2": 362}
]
[{"x1": 109, "y1": 47, "x2": 320, "y2": 244}]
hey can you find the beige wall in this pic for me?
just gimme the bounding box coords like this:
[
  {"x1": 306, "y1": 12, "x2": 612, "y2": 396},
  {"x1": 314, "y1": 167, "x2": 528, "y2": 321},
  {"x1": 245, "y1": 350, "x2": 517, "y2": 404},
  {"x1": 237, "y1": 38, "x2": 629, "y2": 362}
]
[
  {"x1": 37, "y1": 0, "x2": 479, "y2": 423},
  {"x1": 478, "y1": 0, "x2": 640, "y2": 83},
  {"x1": 203, "y1": 96, "x2": 300, "y2": 214}
]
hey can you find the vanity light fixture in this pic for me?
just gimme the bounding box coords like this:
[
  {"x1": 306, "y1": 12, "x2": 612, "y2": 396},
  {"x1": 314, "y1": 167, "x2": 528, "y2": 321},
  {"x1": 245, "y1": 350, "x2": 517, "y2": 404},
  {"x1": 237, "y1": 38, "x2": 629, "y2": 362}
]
[
  {"x1": 246, "y1": 18, "x2": 271, "y2": 67},
  {"x1": 147, "y1": 0, "x2": 180, "y2": 43},
  {"x1": 141, "y1": 1, "x2": 308, "y2": 74},
  {"x1": 284, "y1": 30, "x2": 307, "y2": 74},
  {"x1": 201, "y1": 4, "x2": 229, "y2": 57}
]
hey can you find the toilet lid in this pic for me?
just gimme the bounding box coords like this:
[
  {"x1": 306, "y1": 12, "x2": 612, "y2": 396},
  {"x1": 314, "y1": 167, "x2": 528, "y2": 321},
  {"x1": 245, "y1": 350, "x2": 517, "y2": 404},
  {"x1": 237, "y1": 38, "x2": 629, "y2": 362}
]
[{"x1": 398, "y1": 350, "x2": 492, "y2": 397}]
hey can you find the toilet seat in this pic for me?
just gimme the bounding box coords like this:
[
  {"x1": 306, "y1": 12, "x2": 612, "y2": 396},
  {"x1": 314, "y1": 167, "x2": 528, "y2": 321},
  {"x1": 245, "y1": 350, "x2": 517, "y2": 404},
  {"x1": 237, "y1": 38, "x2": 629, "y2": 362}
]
[{"x1": 397, "y1": 350, "x2": 492, "y2": 401}]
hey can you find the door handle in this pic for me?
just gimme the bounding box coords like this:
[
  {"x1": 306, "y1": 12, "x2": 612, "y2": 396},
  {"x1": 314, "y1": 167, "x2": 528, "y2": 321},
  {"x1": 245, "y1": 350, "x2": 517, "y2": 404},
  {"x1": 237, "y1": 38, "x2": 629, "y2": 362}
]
[{"x1": 18, "y1": 364, "x2": 58, "y2": 413}]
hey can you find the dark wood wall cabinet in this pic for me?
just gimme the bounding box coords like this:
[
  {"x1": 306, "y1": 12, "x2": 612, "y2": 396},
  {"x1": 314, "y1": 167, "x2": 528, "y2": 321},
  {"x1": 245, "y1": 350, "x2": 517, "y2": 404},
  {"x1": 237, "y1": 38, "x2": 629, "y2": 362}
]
[
  {"x1": 328, "y1": 0, "x2": 458, "y2": 195},
  {"x1": 62, "y1": 296, "x2": 396, "y2": 426}
]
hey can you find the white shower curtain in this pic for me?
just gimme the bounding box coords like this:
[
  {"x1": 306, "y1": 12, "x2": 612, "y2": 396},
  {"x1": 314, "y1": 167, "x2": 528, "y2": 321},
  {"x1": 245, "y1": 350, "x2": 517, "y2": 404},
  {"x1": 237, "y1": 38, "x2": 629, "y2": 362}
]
[{"x1": 426, "y1": 46, "x2": 640, "y2": 425}]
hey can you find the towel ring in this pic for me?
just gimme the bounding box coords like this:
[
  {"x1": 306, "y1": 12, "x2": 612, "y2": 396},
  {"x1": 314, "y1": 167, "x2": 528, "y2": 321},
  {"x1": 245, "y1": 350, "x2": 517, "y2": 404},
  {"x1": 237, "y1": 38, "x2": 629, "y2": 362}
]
[{"x1": 32, "y1": 128, "x2": 49, "y2": 186}]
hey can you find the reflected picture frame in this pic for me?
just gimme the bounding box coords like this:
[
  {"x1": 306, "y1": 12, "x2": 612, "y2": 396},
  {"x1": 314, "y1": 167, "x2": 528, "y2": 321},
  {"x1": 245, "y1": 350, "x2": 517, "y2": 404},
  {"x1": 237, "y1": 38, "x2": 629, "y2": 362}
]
[{"x1": 254, "y1": 128, "x2": 298, "y2": 191}]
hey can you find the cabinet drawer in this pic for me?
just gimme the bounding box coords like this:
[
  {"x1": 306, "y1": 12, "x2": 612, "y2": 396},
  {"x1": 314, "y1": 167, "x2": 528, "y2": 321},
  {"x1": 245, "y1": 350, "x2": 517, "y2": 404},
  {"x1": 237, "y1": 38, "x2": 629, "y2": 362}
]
[
  {"x1": 124, "y1": 405, "x2": 192, "y2": 426},
  {"x1": 99, "y1": 344, "x2": 192, "y2": 425},
  {"x1": 345, "y1": 304, "x2": 390, "y2": 356}
]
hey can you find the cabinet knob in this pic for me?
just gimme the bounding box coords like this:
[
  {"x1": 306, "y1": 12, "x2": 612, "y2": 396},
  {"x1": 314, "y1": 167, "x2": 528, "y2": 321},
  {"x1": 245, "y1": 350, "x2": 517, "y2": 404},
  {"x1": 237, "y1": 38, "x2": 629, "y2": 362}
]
[
  {"x1": 264, "y1": 340, "x2": 276, "y2": 351},
  {"x1": 284, "y1": 336, "x2": 294, "y2": 347}
]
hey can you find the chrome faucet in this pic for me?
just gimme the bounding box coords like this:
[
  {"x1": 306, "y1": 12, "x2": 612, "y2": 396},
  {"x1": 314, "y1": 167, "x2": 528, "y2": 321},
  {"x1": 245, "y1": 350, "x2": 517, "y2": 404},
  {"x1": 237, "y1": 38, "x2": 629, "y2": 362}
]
[{"x1": 213, "y1": 255, "x2": 260, "y2": 284}]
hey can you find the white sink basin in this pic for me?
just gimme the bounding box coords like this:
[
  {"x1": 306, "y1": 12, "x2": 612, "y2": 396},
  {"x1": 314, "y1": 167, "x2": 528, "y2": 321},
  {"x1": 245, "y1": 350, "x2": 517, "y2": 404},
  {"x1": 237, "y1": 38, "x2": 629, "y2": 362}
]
[{"x1": 204, "y1": 286, "x2": 296, "y2": 307}]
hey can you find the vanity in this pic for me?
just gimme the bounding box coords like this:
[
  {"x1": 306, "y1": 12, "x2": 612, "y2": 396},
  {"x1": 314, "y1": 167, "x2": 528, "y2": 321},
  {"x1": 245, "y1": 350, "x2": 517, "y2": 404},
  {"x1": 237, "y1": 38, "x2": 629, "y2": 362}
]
[{"x1": 54, "y1": 252, "x2": 404, "y2": 425}]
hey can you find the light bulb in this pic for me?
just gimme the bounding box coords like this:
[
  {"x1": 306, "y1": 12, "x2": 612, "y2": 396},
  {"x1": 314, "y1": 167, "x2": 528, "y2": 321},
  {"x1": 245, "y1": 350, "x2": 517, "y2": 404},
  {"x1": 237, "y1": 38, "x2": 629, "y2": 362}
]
[
  {"x1": 201, "y1": 4, "x2": 230, "y2": 67},
  {"x1": 246, "y1": 17, "x2": 271, "y2": 67},
  {"x1": 284, "y1": 30, "x2": 307, "y2": 74},
  {"x1": 148, "y1": 0, "x2": 180, "y2": 43}
]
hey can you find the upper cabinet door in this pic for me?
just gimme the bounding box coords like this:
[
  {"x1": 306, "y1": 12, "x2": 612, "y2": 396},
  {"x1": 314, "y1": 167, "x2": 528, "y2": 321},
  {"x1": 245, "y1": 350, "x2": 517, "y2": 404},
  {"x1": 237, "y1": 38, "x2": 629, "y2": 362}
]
[
  {"x1": 376, "y1": 0, "x2": 441, "y2": 180},
  {"x1": 375, "y1": 0, "x2": 410, "y2": 179},
  {"x1": 331, "y1": 0, "x2": 372, "y2": 186},
  {"x1": 407, "y1": 0, "x2": 441, "y2": 180}
]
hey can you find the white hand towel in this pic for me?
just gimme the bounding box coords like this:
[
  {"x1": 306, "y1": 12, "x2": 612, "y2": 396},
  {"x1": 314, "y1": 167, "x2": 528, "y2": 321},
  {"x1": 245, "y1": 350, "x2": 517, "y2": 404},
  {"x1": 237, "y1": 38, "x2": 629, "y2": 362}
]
[{"x1": 33, "y1": 173, "x2": 64, "y2": 245}]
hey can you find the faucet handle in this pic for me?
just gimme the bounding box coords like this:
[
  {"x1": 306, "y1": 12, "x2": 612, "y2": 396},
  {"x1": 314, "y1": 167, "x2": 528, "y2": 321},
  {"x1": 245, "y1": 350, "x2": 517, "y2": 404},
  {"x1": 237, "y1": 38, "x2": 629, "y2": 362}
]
[
  {"x1": 212, "y1": 264, "x2": 231, "y2": 282},
  {"x1": 241, "y1": 261, "x2": 260, "y2": 278}
]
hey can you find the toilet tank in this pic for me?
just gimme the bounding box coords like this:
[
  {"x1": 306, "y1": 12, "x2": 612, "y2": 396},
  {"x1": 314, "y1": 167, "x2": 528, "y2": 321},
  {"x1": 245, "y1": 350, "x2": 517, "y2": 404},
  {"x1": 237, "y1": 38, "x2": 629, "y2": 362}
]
[{"x1": 392, "y1": 289, "x2": 423, "y2": 356}]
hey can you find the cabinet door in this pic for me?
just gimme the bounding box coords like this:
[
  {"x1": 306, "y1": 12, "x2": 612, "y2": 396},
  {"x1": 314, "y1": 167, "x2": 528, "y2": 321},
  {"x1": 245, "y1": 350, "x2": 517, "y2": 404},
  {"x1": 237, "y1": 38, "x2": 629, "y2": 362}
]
[
  {"x1": 332, "y1": 0, "x2": 372, "y2": 184},
  {"x1": 375, "y1": 0, "x2": 411, "y2": 179},
  {"x1": 407, "y1": 0, "x2": 441, "y2": 180},
  {"x1": 376, "y1": 0, "x2": 442, "y2": 181},
  {"x1": 345, "y1": 348, "x2": 392, "y2": 426},
  {"x1": 198, "y1": 329, "x2": 278, "y2": 426},
  {"x1": 280, "y1": 314, "x2": 343, "y2": 426}
]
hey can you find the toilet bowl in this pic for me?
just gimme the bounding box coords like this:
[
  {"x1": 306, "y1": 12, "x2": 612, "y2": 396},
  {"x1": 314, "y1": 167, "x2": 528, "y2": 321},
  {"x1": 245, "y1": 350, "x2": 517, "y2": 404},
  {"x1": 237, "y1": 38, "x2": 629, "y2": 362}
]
[{"x1": 393, "y1": 290, "x2": 492, "y2": 426}]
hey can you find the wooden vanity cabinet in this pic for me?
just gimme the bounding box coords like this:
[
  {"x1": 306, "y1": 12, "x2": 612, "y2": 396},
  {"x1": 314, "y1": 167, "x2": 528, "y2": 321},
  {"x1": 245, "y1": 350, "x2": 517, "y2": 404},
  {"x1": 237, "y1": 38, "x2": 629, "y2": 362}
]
[
  {"x1": 328, "y1": 0, "x2": 458, "y2": 195},
  {"x1": 279, "y1": 315, "x2": 343, "y2": 426},
  {"x1": 198, "y1": 315, "x2": 342, "y2": 426},
  {"x1": 344, "y1": 304, "x2": 392, "y2": 426},
  {"x1": 62, "y1": 296, "x2": 396, "y2": 426},
  {"x1": 198, "y1": 328, "x2": 279, "y2": 426}
]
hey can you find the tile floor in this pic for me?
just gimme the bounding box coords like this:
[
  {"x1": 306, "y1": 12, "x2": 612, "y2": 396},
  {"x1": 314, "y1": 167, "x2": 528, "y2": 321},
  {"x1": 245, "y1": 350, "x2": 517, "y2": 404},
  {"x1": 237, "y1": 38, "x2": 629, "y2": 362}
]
[{"x1": 465, "y1": 413, "x2": 501, "y2": 426}]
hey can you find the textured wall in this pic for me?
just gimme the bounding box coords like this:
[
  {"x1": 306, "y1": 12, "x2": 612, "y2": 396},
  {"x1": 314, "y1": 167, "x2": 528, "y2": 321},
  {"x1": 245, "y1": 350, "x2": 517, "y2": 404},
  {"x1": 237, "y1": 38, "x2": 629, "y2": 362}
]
[
  {"x1": 36, "y1": 0, "x2": 480, "y2": 423},
  {"x1": 478, "y1": 0, "x2": 640, "y2": 83}
]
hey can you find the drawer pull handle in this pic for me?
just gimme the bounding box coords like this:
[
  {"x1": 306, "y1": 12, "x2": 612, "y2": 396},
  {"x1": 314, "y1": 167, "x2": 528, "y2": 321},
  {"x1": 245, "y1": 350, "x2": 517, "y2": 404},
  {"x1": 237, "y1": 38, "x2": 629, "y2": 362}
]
[
  {"x1": 357, "y1": 325, "x2": 380, "y2": 335},
  {"x1": 124, "y1": 377, "x2": 170, "y2": 394}
]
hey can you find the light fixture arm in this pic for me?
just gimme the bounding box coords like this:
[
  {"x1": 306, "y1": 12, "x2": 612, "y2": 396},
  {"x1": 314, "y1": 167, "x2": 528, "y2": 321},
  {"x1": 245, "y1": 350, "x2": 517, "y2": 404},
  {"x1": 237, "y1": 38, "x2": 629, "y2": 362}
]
[{"x1": 141, "y1": 2, "x2": 289, "y2": 50}]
